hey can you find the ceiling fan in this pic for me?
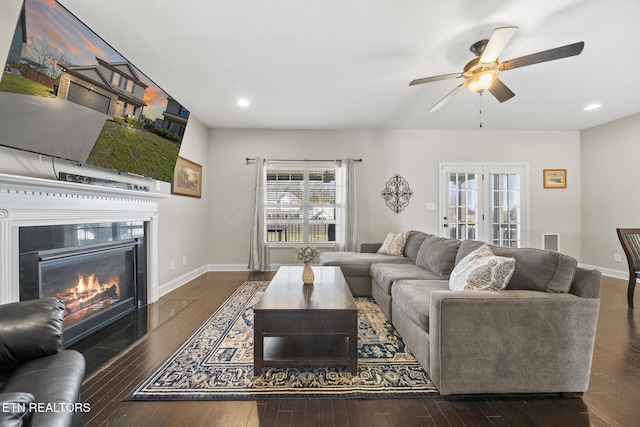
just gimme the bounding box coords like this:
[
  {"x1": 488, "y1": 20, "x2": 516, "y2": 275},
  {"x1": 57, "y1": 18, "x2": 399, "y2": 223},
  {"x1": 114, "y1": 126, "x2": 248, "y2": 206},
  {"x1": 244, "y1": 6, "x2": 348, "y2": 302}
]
[{"x1": 410, "y1": 26, "x2": 584, "y2": 112}]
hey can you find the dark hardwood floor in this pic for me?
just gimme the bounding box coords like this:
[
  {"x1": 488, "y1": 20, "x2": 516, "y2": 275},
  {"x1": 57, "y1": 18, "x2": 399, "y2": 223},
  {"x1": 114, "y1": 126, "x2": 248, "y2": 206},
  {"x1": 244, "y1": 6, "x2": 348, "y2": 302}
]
[{"x1": 77, "y1": 272, "x2": 640, "y2": 426}]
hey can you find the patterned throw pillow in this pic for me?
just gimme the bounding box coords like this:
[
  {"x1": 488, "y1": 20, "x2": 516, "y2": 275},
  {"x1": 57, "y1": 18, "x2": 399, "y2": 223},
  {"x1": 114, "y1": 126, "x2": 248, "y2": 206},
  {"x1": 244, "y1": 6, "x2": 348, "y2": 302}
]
[
  {"x1": 449, "y1": 244, "x2": 515, "y2": 291},
  {"x1": 377, "y1": 231, "x2": 409, "y2": 256}
]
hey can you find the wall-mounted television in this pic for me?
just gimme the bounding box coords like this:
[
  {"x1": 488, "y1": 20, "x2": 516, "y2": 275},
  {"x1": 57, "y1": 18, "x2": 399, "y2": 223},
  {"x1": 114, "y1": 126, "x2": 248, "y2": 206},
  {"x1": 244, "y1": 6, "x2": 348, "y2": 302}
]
[{"x1": 0, "y1": 0, "x2": 188, "y2": 183}]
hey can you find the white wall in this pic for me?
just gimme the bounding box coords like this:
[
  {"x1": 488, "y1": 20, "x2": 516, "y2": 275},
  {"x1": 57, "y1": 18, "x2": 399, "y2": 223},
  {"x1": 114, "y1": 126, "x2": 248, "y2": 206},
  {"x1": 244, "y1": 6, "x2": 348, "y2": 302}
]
[
  {"x1": 207, "y1": 128, "x2": 582, "y2": 267},
  {"x1": 581, "y1": 113, "x2": 640, "y2": 277},
  {"x1": 156, "y1": 116, "x2": 210, "y2": 294}
]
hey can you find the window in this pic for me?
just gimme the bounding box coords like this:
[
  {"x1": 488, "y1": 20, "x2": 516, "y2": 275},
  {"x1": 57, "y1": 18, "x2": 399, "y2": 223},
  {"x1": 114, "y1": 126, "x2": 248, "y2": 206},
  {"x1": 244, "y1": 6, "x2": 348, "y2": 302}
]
[
  {"x1": 440, "y1": 163, "x2": 528, "y2": 247},
  {"x1": 264, "y1": 161, "x2": 341, "y2": 245},
  {"x1": 125, "y1": 79, "x2": 134, "y2": 93},
  {"x1": 111, "y1": 72, "x2": 121, "y2": 86},
  {"x1": 169, "y1": 122, "x2": 182, "y2": 134}
]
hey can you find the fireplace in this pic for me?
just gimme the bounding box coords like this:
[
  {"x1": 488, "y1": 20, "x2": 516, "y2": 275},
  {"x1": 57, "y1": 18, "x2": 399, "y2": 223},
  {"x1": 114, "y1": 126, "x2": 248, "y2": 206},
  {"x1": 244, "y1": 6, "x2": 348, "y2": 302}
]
[{"x1": 19, "y1": 222, "x2": 147, "y2": 346}]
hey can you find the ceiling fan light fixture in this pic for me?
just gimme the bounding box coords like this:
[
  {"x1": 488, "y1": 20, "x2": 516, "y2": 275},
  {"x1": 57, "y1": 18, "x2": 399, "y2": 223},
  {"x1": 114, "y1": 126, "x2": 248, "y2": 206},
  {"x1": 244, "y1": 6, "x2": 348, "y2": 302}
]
[{"x1": 463, "y1": 70, "x2": 499, "y2": 93}]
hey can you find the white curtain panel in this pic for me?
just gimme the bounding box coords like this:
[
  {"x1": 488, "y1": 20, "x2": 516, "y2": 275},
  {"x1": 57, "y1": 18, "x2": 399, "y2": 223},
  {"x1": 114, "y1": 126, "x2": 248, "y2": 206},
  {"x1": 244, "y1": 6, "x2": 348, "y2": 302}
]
[
  {"x1": 341, "y1": 158, "x2": 358, "y2": 252},
  {"x1": 248, "y1": 158, "x2": 269, "y2": 271}
]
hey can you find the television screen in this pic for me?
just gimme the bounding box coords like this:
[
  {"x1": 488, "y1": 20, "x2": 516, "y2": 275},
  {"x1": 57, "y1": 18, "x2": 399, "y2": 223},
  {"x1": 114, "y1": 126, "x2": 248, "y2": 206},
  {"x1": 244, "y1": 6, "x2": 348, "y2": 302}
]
[{"x1": 0, "y1": 0, "x2": 188, "y2": 182}]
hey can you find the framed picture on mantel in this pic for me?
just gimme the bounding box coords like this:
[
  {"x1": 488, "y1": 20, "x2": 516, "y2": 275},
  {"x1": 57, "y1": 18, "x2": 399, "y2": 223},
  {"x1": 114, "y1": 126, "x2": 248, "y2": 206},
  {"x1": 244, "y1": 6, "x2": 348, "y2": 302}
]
[
  {"x1": 543, "y1": 169, "x2": 567, "y2": 189},
  {"x1": 172, "y1": 157, "x2": 202, "y2": 197}
]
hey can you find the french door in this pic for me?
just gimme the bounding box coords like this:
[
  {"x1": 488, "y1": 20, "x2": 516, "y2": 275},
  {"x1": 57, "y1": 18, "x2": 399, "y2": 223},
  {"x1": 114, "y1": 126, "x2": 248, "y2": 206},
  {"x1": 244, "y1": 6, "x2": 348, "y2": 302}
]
[{"x1": 440, "y1": 163, "x2": 528, "y2": 247}]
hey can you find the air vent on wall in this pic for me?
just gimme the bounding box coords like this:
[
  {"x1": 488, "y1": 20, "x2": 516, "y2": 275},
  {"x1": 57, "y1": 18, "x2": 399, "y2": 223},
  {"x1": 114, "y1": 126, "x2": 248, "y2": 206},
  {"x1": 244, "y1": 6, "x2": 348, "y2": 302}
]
[{"x1": 542, "y1": 233, "x2": 560, "y2": 252}]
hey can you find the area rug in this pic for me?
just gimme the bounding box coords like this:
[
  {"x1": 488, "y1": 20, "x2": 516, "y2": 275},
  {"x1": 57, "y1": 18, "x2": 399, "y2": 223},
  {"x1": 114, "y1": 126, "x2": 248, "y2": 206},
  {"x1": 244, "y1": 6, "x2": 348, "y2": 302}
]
[{"x1": 127, "y1": 281, "x2": 438, "y2": 400}]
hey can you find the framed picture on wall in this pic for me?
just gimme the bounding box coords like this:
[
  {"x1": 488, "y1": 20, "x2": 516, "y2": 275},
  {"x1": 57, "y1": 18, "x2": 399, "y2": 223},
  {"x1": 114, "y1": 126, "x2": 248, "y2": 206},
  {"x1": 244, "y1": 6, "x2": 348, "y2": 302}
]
[
  {"x1": 172, "y1": 156, "x2": 202, "y2": 197},
  {"x1": 543, "y1": 169, "x2": 567, "y2": 189}
]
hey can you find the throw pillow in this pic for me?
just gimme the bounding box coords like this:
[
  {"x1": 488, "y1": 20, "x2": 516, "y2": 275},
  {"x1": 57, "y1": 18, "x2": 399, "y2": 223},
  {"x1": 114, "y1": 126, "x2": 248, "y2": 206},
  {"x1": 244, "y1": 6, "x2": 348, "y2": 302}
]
[
  {"x1": 449, "y1": 244, "x2": 515, "y2": 291},
  {"x1": 377, "y1": 231, "x2": 409, "y2": 256},
  {"x1": 415, "y1": 236, "x2": 462, "y2": 278}
]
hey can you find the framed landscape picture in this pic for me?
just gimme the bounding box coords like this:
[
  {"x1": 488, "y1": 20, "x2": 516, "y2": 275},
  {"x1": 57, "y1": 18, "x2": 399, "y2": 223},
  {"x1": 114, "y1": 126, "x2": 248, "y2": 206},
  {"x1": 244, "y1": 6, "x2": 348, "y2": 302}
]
[
  {"x1": 172, "y1": 157, "x2": 202, "y2": 197},
  {"x1": 543, "y1": 169, "x2": 567, "y2": 189}
]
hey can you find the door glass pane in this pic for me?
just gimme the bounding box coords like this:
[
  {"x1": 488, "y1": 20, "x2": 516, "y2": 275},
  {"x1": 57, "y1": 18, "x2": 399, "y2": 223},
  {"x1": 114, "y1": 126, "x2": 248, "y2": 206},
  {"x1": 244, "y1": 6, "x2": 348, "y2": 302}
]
[
  {"x1": 446, "y1": 172, "x2": 479, "y2": 241},
  {"x1": 490, "y1": 173, "x2": 521, "y2": 247}
]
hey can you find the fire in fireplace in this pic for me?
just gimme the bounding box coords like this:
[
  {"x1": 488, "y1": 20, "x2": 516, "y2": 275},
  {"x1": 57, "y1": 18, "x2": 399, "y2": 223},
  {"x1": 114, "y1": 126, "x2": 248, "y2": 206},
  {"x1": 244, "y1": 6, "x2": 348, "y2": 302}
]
[
  {"x1": 59, "y1": 273, "x2": 121, "y2": 327},
  {"x1": 39, "y1": 242, "x2": 136, "y2": 333},
  {"x1": 19, "y1": 222, "x2": 147, "y2": 346}
]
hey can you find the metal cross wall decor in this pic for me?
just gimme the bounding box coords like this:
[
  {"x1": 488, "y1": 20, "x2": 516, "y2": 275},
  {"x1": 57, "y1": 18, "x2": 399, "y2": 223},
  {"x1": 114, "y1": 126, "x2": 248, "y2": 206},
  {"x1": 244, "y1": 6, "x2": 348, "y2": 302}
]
[{"x1": 381, "y1": 174, "x2": 413, "y2": 213}]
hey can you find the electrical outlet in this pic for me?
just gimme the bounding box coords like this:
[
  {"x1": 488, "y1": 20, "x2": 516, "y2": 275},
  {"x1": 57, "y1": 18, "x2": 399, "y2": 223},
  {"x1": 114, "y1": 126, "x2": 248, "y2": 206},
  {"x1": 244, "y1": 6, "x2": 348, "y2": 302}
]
[
  {"x1": 170, "y1": 261, "x2": 175, "y2": 270},
  {"x1": 182, "y1": 256, "x2": 187, "y2": 266},
  {"x1": 614, "y1": 253, "x2": 622, "y2": 263}
]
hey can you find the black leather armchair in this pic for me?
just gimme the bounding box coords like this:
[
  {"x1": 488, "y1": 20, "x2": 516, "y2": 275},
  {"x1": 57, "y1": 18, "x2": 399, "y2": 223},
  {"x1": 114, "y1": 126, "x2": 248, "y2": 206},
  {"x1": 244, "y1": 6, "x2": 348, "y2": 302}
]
[{"x1": 0, "y1": 298, "x2": 85, "y2": 427}]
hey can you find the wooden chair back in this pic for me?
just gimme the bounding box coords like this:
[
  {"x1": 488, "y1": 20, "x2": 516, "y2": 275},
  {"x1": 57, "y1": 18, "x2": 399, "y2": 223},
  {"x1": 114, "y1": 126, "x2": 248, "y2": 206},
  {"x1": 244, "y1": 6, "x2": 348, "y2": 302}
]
[{"x1": 616, "y1": 228, "x2": 640, "y2": 308}]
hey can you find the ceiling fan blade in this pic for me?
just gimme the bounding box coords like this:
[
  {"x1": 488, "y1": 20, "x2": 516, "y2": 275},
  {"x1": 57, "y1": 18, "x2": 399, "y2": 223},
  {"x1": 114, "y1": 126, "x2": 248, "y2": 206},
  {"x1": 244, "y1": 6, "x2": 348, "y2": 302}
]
[
  {"x1": 480, "y1": 26, "x2": 518, "y2": 63},
  {"x1": 499, "y1": 41, "x2": 584, "y2": 71},
  {"x1": 429, "y1": 84, "x2": 464, "y2": 112},
  {"x1": 488, "y1": 78, "x2": 515, "y2": 103},
  {"x1": 410, "y1": 72, "x2": 462, "y2": 86}
]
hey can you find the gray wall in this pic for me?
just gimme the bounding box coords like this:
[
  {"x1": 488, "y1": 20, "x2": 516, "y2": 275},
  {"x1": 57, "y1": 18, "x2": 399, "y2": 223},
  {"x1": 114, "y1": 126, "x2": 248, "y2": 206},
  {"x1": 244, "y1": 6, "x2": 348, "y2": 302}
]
[
  {"x1": 207, "y1": 128, "x2": 582, "y2": 267},
  {"x1": 581, "y1": 113, "x2": 640, "y2": 277}
]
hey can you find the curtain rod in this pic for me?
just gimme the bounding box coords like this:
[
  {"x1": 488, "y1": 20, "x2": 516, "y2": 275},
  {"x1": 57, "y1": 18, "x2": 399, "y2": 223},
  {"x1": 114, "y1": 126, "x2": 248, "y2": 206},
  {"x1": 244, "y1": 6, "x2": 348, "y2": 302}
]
[{"x1": 245, "y1": 157, "x2": 363, "y2": 165}]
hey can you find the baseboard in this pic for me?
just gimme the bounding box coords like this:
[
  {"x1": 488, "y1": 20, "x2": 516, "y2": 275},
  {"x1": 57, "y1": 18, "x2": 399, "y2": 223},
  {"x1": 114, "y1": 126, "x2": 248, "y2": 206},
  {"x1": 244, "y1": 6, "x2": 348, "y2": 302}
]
[
  {"x1": 205, "y1": 263, "x2": 286, "y2": 272},
  {"x1": 158, "y1": 265, "x2": 208, "y2": 298},
  {"x1": 158, "y1": 263, "x2": 627, "y2": 299},
  {"x1": 158, "y1": 264, "x2": 282, "y2": 298},
  {"x1": 205, "y1": 264, "x2": 250, "y2": 271},
  {"x1": 579, "y1": 263, "x2": 627, "y2": 280}
]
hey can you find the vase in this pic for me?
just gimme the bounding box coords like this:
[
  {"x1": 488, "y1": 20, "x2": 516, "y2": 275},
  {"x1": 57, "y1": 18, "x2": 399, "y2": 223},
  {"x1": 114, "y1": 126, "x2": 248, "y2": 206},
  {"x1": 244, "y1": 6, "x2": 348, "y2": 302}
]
[{"x1": 302, "y1": 262, "x2": 314, "y2": 285}]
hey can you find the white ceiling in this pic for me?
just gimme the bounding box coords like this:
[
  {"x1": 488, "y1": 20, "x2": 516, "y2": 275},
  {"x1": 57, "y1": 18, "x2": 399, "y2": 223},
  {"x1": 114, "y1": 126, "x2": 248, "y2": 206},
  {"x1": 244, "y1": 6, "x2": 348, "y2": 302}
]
[{"x1": 59, "y1": 0, "x2": 640, "y2": 131}]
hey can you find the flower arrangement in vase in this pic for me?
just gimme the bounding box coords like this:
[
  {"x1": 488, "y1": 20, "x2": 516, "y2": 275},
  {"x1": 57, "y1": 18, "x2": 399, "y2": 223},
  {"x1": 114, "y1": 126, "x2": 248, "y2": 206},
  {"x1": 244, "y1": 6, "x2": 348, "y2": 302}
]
[{"x1": 295, "y1": 245, "x2": 320, "y2": 285}]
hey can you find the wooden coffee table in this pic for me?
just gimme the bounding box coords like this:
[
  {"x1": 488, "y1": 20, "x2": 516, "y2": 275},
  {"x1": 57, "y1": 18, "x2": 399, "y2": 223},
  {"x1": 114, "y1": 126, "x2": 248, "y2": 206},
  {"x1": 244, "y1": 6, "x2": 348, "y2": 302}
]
[{"x1": 254, "y1": 265, "x2": 358, "y2": 375}]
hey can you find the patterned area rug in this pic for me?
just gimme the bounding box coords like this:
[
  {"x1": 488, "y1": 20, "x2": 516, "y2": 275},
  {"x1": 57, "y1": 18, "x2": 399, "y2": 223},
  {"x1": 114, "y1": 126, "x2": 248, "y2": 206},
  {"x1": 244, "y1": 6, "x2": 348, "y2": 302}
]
[{"x1": 127, "y1": 281, "x2": 438, "y2": 400}]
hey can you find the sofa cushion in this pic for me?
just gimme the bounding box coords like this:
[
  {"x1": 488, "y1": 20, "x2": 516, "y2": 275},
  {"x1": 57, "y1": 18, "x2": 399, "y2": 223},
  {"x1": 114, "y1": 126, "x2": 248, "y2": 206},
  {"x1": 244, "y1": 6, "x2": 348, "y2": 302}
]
[
  {"x1": 320, "y1": 251, "x2": 413, "y2": 276},
  {"x1": 377, "y1": 231, "x2": 410, "y2": 256},
  {"x1": 371, "y1": 263, "x2": 444, "y2": 295},
  {"x1": 449, "y1": 244, "x2": 515, "y2": 291},
  {"x1": 403, "y1": 231, "x2": 431, "y2": 262},
  {"x1": 391, "y1": 279, "x2": 450, "y2": 332},
  {"x1": 415, "y1": 236, "x2": 462, "y2": 278},
  {"x1": 455, "y1": 240, "x2": 577, "y2": 293}
]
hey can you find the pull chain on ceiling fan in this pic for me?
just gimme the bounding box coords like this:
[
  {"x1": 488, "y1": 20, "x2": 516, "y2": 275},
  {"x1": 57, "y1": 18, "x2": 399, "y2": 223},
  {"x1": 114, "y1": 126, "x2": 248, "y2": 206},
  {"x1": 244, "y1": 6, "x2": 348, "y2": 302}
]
[{"x1": 410, "y1": 26, "x2": 584, "y2": 113}]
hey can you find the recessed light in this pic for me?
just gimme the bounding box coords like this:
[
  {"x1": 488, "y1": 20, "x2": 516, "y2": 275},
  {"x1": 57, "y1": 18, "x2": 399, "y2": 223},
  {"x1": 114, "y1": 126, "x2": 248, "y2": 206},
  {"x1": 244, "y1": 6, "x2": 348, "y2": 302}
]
[
  {"x1": 237, "y1": 99, "x2": 250, "y2": 107},
  {"x1": 584, "y1": 103, "x2": 601, "y2": 111}
]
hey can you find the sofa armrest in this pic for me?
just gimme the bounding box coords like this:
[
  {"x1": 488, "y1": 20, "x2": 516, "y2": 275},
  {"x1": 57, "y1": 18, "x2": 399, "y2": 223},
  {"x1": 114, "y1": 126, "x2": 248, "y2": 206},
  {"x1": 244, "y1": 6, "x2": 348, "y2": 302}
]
[
  {"x1": 0, "y1": 298, "x2": 64, "y2": 373},
  {"x1": 359, "y1": 242, "x2": 382, "y2": 253},
  {"x1": 428, "y1": 290, "x2": 600, "y2": 395},
  {"x1": 0, "y1": 392, "x2": 34, "y2": 427}
]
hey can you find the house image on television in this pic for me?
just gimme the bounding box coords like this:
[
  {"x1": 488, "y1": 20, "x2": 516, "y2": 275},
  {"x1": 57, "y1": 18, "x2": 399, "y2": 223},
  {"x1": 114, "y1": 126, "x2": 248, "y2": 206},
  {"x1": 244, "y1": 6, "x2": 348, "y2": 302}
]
[
  {"x1": 161, "y1": 97, "x2": 189, "y2": 137},
  {"x1": 56, "y1": 57, "x2": 147, "y2": 120}
]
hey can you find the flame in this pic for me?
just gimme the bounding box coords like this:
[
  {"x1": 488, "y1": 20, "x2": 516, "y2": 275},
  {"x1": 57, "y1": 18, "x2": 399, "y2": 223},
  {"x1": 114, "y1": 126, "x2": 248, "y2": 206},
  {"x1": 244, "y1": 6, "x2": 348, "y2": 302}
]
[{"x1": 57, "y1": 274, "x2": 120, "y2": 307}]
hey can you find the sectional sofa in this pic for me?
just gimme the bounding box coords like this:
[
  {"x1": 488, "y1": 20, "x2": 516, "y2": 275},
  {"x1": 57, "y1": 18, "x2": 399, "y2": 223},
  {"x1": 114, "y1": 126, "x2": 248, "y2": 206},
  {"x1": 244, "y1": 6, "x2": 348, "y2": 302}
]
[{"x1": 320, "y1": 230, "x2": 602, "y2": 396}]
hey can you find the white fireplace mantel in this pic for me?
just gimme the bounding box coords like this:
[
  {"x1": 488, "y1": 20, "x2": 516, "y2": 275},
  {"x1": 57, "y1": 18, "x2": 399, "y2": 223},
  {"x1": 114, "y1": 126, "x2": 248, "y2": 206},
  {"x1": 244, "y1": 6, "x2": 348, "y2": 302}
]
[{"x1": 0, "y1": 173, "x2": 167, "y2": 304}]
